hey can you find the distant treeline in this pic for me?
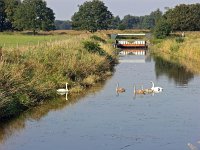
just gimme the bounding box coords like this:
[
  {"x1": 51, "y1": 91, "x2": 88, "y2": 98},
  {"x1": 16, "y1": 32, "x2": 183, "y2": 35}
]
[
  {"x1": 55, "y1": 20, "x2": 72, "y2": 30},
  {"x1": 0, "y1": 0, "x2": 200, "y2": 33}
]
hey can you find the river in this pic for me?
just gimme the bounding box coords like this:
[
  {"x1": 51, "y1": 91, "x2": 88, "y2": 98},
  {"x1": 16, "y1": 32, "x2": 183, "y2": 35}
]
[{"x1": 0, "y1": 50, "x2": 200, "y2": 150}]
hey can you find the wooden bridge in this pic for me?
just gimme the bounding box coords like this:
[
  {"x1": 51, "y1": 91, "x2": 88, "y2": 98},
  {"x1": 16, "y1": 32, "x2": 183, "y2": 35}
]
[{"x1": 111, "y1": 33, "x2": 148, "y2": 48}]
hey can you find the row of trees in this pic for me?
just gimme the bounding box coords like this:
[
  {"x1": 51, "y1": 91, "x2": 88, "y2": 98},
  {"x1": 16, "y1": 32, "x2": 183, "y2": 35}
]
[
  {"x1": 71, "y1": 0, "x2": 200, "y2": 38},
  {"x1": 71, "y1": 0, "x2": 163, "y2": 32},
  {"x1": 0, "y1": 0, "x2": 55, "y2": 34},
  {"x1": 154, "y1": 3, "x2": 200, "y2": 38}
]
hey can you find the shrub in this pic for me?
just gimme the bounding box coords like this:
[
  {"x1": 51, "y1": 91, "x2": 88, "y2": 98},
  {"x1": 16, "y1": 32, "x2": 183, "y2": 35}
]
[
  {"x1": 90, "y1": 35, "x2": 106, "y2": 43},
  {"x1": 154, "y1": 19, "x2": 172, "y2": 39},
  {"x1": 175, "y1": 37, "x2": 184, "y2": 43},
  {"x1": 83, "y1": 41, "x2": 106, "y2": 56}
]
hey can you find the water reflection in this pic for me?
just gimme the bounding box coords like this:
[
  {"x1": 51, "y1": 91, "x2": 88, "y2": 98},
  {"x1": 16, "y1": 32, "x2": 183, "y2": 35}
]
[
  {"x1": 0, "y1": 81, "x2": 108, "y2": 144},
  {"x1": 119, "y1": 48, "x2": 151, "y2": 63},
  {"x1": 154, "y1": 56, "x2": 194, "y2": 86},
  {"x1": 119, "y1": 48, "x2": 147, "y2": 56}
]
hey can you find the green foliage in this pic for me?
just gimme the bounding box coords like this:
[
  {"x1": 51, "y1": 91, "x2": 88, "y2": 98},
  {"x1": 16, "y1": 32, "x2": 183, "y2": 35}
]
[
  {"x1": 175, "y1": 37, "x2": 184, "y2": 43},
  {"x1": 55, "y1": 20, "x2": 72, "y2": 30},
  {"x1": 90, "y1": 35, "x2": 106, "y2": 43},
  {"x1": 121, "y1": 15, "x2": 140, "y2": 29},
  {"x1": 71, "y1": 0, "x2": 113, "y2": 32},
  {"x1": 0, "y1": 0, "x2": 6, "y2": 32},
  {"x1": 118, "y1": 23, "x2": 126, "y2": 30},
  {"x1": 109, "y1": 16, "x2": 121, "y2": 29},
  {"x1": 83, "y1": 41, "x2": 106, "y2": 56},
  {"x1": 164, "y1": 4, "x2": 200, "y2": 31},
  {"x1": 14, "y1": 0, "x2": 55, "y2": 34},
  {"x1": 4, "y1": 0, "x2": 21, "y2": 30},
  {"x1": 154, "y1": 19, "x2": 172, "y2": 39}
]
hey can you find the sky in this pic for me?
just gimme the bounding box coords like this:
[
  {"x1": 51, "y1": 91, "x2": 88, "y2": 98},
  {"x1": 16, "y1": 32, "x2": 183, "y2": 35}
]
[{"x1": 45, "y1": 0, "x2": 200, "y2": 20}]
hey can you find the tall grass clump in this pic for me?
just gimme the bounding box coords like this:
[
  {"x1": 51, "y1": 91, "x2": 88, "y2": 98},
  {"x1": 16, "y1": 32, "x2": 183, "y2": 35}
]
[{"x1": 0, "y1": 32, "x2": 116, "y2": 120}]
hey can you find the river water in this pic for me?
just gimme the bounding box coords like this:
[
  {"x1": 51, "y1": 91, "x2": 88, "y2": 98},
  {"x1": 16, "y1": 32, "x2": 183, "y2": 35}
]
[{"x1": 0, "y1": 51, "x2": 200, "y2": 150}]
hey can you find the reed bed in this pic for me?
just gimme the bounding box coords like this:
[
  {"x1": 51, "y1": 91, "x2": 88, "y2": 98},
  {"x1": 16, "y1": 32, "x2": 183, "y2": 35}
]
[
  {"x1": 151, "y1": 31, "x2": 200, "y2": 74},
  {"x1": 0, "y1": 32, "x2": 117, "y2": 120}
]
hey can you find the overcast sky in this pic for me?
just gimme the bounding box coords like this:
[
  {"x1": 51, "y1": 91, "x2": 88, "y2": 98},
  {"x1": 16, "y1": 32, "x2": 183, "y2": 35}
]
[{"x1": 45, "y1": 0, "x2": 200, "y2": 20}]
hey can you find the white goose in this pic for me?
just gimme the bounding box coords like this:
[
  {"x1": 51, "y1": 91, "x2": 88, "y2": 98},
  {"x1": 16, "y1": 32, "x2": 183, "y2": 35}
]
[
  {"x1": 57, "y1": 82, "x2": 69, "y2": 95},
  {"x1": 150, "y1": 81, "x2": 163, "y2": 93}
]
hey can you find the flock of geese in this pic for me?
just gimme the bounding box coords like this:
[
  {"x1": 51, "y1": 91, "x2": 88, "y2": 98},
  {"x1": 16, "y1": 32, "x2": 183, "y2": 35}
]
[
  {"x1": 56, "y1": 81, "x2": 163, "y2": 100},
  {"x1": 116, "y1": 81, "x2": 163, "y2": 95}
]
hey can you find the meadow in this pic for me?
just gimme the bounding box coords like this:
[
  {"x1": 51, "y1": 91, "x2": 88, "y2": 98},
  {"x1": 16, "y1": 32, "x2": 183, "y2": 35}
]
[{"x1": 0, "y1": 31, "x2": 117, "y2": 120}]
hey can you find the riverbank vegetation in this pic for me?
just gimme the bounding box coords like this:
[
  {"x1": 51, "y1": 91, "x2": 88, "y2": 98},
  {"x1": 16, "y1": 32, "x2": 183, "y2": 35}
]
[
  {"x1": 0, "y1": 31, "x2": 117, "y2": 120},
  {"x1": 151, "y1": 31, "x2": 200, "y2": 74}
]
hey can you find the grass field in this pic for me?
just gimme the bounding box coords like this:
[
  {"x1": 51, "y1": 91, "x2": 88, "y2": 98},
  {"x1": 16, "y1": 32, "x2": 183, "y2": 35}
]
[{"x1": 0, "y1": 32, "x2": 70, "y2": 48}]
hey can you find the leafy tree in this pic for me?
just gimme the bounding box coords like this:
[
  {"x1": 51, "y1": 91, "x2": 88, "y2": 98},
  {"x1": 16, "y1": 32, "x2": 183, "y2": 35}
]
[
  {"x1": 14, "y1": 0, "x2": 55, "y2": 34},
  {"x1": 154, "y1": 19, "x2": 171, "y2": 39},
  {"x1": 109, "y1": 15, "x2": 121, "y2": 29},
  {"x1": 4, "y1": 0, "x2": 21, "y2": 30},
  {"x1": 164, "y1": 4, "x2": 200, "y2": 31},
  {"x1": 0, "y1": 0, "x2": 6, "y2": 32},
  {"x1": 121, "y1": 15, "x2": 140, "y2": 29},
  {"x1": 71, "y1": 0, "x2": 113, "y2": 32},
  {"x1": 140, "y1": 9, "x2": 162, "y2": 29}
]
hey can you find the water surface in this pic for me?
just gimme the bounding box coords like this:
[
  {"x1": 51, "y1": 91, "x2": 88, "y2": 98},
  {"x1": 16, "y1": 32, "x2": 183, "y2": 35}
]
[{"x1": 0, "y1": 52, "x2": 200, "y2": 150}]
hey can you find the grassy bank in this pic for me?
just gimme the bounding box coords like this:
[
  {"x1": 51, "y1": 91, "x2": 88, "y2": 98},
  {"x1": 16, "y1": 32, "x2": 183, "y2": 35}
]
[
  {"x1": 0, "y1": 31, "x2": 117, "y2": 120},
  {"x1": 150, "y1": 32, "x2": 200, "y2": 74}
]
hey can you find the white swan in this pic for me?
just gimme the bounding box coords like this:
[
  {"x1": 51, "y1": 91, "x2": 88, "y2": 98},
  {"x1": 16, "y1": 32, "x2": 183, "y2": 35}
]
[
  {"x1": 57, "y1": 83, "x2": 69, "y2": 95},
  {"x1": 150, "y1": 81, "x2": 163, "y2": 93}
]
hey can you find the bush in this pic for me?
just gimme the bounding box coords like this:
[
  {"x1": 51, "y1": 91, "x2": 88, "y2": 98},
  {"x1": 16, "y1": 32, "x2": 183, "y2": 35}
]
[
  {"x1": 154, "y1": 19, "x2": 172, "y2": 39},
  {"x1": 83, "y1": 41, "x2": 106, "y2": 56},
  {"x1": 90, "y1": 35, "x2": 106, "y2": 43},
  {"x1": 175, "y1": 37, "x2": 184, "y2": 43}
]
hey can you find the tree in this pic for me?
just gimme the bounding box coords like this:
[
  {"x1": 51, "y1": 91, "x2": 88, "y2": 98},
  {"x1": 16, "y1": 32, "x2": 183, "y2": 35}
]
[
  {"x1": 71, "y1": 0, "x2": 113, "y2": 32},
  {"x1": 55, "y1": 20, "x2": 72, "y2": 30},
  {"x1": 4, "y1": 0, "x2": 21, "y2": 30},
  {"x1": 121, "y1": 15, "x2": 140, "y2": 29},
  {"x1": 140, "y1": 9, "x2": 162, "y2": 29},
  {"x1": 14, "y1": 0, "x2": 55, "y2": 34},
  {"x1": 164, "y1": 4, "x2": 200, "y2": 31},
  {"x1": 154, "y1": 19, "x2": 171, "y2": 39},
  {"x1": 0, "y1": 0, "x2": 6, "y2": 32},
  {"x1": 109, "y1": 16, "x2": 121, "y2": 29}
]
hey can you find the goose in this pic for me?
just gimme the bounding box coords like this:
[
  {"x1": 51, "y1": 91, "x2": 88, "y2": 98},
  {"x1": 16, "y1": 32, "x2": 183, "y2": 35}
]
[
  {"x1": 57, "y1": 82, "x2": 69, "y2": 95},
  {"x1": 150, "y1": 81, "x2": 163, "y2": 93},
  {"x1": 134, "y1": 85, "x2": 145, "y2": 95},
  {"x1": 116, "y1": 83, "x2": 125, "y2": 93}
]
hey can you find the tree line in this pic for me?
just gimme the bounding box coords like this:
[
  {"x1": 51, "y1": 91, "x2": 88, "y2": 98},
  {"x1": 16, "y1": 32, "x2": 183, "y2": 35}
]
[
  {"x1": 0, "y1": 0, "x2": 200, "y2": 36},
  {"x1": 71, "y1": 0, "x2": 200, "y2": 38},
  {"x1": 0, "y1": 0, "x2": 55, "y2": 34}
]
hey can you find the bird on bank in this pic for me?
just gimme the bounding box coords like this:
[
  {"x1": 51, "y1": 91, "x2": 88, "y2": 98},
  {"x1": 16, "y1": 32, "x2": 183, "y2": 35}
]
[
  {"x1": 150, "y1": 81, "x2": 163, "y2": 93},
  {"x1": 116, "y1": 83, "x2": 125, "y2": 93}
]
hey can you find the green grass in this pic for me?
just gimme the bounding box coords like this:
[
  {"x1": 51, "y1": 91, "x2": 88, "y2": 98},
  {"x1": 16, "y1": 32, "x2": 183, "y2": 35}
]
[{"x1": 0, "y1": 33, "x2": 69, "y2": 48}]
